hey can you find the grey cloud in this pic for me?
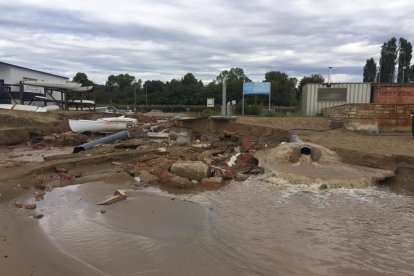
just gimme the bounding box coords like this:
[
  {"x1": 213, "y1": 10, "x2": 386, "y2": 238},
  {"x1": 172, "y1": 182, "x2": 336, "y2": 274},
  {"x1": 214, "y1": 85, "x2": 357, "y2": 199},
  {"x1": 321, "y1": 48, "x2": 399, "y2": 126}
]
[{"x1": 0, "y1": 0, "x2": 413, "y2": 84}]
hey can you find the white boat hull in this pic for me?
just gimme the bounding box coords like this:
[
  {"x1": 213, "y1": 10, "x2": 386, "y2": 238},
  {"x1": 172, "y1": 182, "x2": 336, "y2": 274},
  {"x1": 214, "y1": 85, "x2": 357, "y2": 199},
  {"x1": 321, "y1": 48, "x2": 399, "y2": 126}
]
[
  {"x1": 0, "y1": 104, "x2": 47, "y2": 112},
  {"x1": 97, "y1": 115, "x2": 137, "y2": 126},
  {"x1": 68, "y1": 119, "x2": 128, "y2": 133}
]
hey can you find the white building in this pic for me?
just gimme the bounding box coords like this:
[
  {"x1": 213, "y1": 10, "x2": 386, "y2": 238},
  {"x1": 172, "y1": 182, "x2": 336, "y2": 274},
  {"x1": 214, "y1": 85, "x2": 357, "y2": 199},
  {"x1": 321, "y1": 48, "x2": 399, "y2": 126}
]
[
  {"x1": 0, "y1": 61, "x2": 68, "y2": 84},
  {"x1": 301, "y1": 83, "x2": 372, "y2": 116},
  {"x1": 0, "y1": 61, "x2": 70, "y2": 106}
]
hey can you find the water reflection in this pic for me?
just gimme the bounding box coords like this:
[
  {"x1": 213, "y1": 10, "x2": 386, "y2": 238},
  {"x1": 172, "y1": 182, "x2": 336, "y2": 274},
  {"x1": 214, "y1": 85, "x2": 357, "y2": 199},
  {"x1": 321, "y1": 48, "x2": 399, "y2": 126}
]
[{"x1": 38, "y1": 178, "x2": 414, "y2": 275}]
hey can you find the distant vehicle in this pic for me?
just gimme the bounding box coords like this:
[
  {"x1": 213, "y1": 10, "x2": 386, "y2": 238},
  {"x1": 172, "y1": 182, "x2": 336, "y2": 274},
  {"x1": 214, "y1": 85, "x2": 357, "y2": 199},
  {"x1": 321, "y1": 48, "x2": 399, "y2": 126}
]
[
  {"x1": 105, "y1": 106, "x2": 134, "y2": 115},
  {"x1": 150, "y1": 109, "x2": 162, "y2": 113}
]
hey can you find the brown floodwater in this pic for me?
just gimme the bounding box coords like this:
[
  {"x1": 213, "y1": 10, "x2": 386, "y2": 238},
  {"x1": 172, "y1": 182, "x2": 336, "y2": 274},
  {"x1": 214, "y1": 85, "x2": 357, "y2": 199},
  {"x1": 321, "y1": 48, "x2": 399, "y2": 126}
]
[{"x1": 3, "y1": 176, "x2": 414, "y2": 276}]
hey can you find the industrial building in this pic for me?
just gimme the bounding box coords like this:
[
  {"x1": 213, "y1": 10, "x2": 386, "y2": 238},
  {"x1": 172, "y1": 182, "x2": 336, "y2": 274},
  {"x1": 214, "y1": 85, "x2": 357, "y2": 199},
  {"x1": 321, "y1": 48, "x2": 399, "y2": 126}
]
[
  {"x1": 301, "y1": 83, "x2": 372, "y2": 116},
  {"x1": 0, "y1": 61, "x2": 94, "y2": 110}
]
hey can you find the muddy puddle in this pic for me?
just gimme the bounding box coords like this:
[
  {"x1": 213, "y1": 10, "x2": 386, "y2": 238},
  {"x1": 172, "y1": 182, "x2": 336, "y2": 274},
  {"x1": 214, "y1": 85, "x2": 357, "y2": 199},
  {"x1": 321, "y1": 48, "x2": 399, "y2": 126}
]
[
  {"x1": 2, "y1": 176, "x2": 414, "y2": 276},
  {"x1": 0, "y1": 146, "x2": 73, "y2": 162}
]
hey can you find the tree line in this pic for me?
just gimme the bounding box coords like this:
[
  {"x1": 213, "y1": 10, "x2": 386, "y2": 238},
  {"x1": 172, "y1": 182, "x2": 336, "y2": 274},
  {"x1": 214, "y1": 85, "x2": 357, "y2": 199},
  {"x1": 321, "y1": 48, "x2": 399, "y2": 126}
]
[
  {"x1": 363, "y1": 37, "x2": 413, "y2": 83},
  {"x1": 73, "y1": 69, "x2": 324, "y2": 107}
]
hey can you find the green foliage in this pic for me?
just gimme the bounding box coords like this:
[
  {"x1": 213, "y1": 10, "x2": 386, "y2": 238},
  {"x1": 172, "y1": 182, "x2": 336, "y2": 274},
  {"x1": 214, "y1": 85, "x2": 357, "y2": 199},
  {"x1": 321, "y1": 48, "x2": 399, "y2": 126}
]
[
  {"x1": 76, "y1": 69, "x2": 307, "y2": 109},
  {"x1": 380, "y1": 37, "x2": 398, "y2": 83},
  {"x1": 297, "y1": 74, "x2": 325, "y2": 99},
  {"x1": 264, "y1": 71, "x2": 298, "y2": 106},
  {"x1": 72, "y1": 72, "x2": 93, "y2": 86},
  {"x1": 200, "y1": 108, "x2": 219, "y2": 117},
  {"x1": 261, "y1": 110, "x2": 278, "y2": 117},
  {"x1": 397, "y1": 37, "x2": 412, "y2": 83},
  {"x1": 363, "y1": 58, "x2": 377, "y2": 82}
]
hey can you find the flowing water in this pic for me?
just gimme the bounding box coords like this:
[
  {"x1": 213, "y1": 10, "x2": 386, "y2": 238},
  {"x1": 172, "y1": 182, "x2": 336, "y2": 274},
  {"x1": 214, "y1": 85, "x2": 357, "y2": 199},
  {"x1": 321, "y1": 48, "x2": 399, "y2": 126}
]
[{"x1": 36, "y1": 177, "x2": 414, "y2": 276}]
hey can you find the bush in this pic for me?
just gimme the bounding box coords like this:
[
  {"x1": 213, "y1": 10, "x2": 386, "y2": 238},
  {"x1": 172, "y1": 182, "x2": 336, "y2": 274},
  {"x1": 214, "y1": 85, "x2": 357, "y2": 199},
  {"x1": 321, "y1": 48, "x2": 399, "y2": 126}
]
[{"x1": 200, "y1": 108, "x2": 219, "y2": 117}]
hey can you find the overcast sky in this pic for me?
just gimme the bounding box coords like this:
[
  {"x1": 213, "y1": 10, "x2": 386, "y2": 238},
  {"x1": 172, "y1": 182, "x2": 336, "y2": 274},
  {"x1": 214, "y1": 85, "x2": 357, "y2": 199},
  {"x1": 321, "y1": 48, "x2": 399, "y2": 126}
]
[{"x1": 1, "y1": 0, "x2": 413, "y2": 84}]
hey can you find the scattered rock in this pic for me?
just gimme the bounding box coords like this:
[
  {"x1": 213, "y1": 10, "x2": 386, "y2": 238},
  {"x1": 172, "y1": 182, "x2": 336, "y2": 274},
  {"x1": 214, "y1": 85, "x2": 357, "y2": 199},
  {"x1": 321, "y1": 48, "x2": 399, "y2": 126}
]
[
  {"x1": 33, "y1": 214, "x2": 44, "y2": 219},
  {"x1": 139, "y1": 170, "x2": 159, "y2": 183},
  {"x1": 33, "y1": 191, "x2": 45, "y2": 201},
  {"x1": 146, "y1": 157, "x2": 173, "y2": 170},
  {"x1": 241, "y1": 137, "x2": 253, "y2": 151},
  {"x1": 100, "y1": 210, "x2": 106, "y2": 214},
  {"x1": 161, "y1": 175, "x2": 194, "y2": 189},
  {"x1": 68, "y1": 170, "x2": 83, "y2": 178},
  {"x1": 212, "y1": 167, "x2": 236, "y2": 179},
  {"x1": 236, "y1": 153, "x2": 259, "y2": 166},
  {"x1": 201, "y1": 177, "x2": 223, "y2": 188},
  {"x1": 319, "y1": 184, "x2": 328, "y2": 190},
  {"x1": 54, "y1": 167, "x2": 67, "y2": 174},
  {"x1": 191, "y1": 180, "x2": 199, "y2": 185},
  {"x1": 15, "y1": 201, "x2": 23, "y2": 208},
  {"x1": 25, "y1": 203, "x2": 37, "y2": 210},
  {"x1": 170, "y1": 161, "x2": 210, "y2": 180},
  {"x1": 154, "y1": 169, "x2": 174, "y2": 179}
]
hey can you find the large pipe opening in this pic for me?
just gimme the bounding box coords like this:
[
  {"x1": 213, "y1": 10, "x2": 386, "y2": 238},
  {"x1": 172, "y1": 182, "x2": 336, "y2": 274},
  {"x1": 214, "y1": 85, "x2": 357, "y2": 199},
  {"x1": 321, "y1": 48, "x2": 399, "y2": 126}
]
[{"x1": 300, "y1": 146, "x2": 312, "y2": 155}]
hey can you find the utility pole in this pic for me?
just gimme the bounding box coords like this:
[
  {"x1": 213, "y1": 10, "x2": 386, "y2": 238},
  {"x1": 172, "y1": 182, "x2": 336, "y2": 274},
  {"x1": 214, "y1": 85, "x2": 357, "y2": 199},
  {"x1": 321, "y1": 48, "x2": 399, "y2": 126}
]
[
  {"x1": 134, "y1": 83, "x2": 137, "y2": 114},
  {"x1": 221, "y1": 77, "x2": 227, "y2": 117},
  {"x1": 145, "y1": 84, "x2": 148, "y2": 106},
  {"x1": 402, "y1": 65, "x2": 407, "y2": 84}
]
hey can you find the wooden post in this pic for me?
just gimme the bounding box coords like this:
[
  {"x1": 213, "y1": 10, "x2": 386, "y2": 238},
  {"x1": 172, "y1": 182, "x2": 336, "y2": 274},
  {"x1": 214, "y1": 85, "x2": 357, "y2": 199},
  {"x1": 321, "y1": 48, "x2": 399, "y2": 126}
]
[{"x1": 19, "y1": 81, "x2": 24, "y2": 104}]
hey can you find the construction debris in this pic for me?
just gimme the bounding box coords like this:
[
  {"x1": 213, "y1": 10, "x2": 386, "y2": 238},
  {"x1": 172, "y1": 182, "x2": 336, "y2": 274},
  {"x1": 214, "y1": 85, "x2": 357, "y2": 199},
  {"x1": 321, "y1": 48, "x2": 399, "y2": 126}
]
[{"x1": 97, "y1": 189, "x2": 128, "y2": 205}]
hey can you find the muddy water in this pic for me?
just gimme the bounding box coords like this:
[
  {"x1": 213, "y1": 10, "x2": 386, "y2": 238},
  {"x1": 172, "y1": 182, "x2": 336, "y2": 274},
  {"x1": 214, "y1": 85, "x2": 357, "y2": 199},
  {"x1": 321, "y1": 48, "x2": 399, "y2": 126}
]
[{"x1": 24, "y1": 177, "x2": 414, "y2": 276}]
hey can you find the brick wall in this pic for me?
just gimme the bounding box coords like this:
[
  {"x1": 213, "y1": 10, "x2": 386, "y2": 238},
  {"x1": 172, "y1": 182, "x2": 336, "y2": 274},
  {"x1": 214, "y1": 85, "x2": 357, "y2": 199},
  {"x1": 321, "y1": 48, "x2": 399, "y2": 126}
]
[
  {"x1": 373, "y1": 84, "x2": 414, "y2": 104},
  {"x1": 323, "y1": 104, "x2": 414, "y2": 131}
]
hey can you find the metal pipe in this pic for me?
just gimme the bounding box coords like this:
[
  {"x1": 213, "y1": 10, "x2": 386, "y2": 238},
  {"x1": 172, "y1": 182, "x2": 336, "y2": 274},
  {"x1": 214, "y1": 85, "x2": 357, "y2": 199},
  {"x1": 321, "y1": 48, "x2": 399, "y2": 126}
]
[{"x1": 73, "y1": 131, "x2": 130, "y2": 153}]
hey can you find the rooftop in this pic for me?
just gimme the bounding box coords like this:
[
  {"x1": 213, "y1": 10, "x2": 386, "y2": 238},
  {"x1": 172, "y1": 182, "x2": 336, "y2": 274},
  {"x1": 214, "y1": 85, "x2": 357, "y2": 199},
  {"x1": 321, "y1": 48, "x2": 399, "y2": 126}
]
[{"x1": 0, "y1": 61, "x2": 68, "y2": 80}]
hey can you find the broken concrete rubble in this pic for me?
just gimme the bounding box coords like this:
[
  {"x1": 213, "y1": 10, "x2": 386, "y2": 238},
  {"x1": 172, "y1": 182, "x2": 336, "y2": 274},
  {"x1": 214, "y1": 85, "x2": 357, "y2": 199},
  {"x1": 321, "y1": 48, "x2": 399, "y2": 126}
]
[
  {"x1": 170, "y1": 161, "x2": 211, "y2": 181},
  {"x1": 160, "y1": 175, "x2": 194, "y2": 189},
  {"x1": 97, "y1": 190, "x2": 128, "y2": 205},
  {"x1": 139, "y1": 170, "x2": 159, "y2": 184},
  {"x1": 25, "y1": 203, "x2": 37, "y2": 209}
]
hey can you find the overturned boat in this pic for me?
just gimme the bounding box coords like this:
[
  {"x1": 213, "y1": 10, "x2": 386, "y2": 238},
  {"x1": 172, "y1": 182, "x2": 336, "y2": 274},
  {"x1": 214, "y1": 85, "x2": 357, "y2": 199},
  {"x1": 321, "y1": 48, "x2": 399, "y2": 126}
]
[
  {"x1": 0, "y1": 104, "x2": 47, "y2": 112},
  {"x1": 97, "y1": 115, "x2": 137, "y2": 127},
  {"x1": 68, "y1": 119, "x2": 128, "y2": 134}
]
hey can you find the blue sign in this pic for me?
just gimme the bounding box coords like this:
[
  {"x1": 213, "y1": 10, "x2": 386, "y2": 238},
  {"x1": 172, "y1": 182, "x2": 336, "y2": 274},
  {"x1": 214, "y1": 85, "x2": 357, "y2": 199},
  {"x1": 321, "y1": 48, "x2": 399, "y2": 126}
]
[{"x1": 243, "y1": 82, "x2": 271, "y2": 95}]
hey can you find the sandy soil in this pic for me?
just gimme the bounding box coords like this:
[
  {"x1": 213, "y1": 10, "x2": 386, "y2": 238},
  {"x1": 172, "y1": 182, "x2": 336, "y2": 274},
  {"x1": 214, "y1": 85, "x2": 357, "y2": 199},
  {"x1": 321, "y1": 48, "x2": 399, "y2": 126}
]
[{"x1": 237, "y1": 116, "x2": 414, "y2": 169}]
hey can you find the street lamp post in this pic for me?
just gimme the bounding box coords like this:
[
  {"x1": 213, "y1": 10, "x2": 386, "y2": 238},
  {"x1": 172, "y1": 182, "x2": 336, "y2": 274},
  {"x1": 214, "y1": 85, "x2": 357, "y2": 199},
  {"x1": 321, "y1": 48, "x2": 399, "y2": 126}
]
[
  {"x1": 402, "y1": 65, "x2": 407, "y2": 84},
  {"x1": 134, "y1": 84, "x2": 137, "y2": 114},
  {"x1": 145, "y1": 84, "x2": 148, "y2": 106}
]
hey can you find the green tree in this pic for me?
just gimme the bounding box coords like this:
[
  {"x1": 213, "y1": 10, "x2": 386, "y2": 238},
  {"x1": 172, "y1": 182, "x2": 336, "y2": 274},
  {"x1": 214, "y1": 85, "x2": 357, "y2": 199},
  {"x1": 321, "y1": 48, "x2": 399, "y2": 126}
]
[
  {"x1": 216, "y1": 67, "x2": 251, "y2": 83},
  {"x1": 264, "y1": 71, "x2": 298, "y2": 106},
  {"x1": 215, "y1": 68, "x2": 251, "y2": 104},
  {"x1": 105, "y1": 74, "x2": 136, "y2": 104},
  {"x1": 298, "y1": 74, "x2": 325, "y2": 98},
  {"x1": 380, "y1": 37, "x2": 398, "y2": 83},
  {"x1": 72, "y1": 72, "x2": 93, "y2": 86},
  {"x1": 363, "y1": 58, "x2": 377, "y2": 82},
  {"x1": 397, "y1": 37, "x2": 413, "y2": 83},
  {"x1": 181, "y1": 73, "x2": 198, "y2": 85}
]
